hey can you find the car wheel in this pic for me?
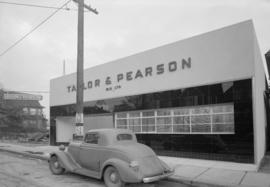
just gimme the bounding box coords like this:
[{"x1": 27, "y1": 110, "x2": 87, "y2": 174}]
[
  {"x1": 104, "y1": 166, "x2": 124, "y2": 187},
  {"x1": 49, "y1": 156, "x2": 65, "y2": 175}
]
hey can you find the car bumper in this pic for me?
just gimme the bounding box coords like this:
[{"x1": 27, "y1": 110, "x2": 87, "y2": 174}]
[{"x1": 142, "y1": 170, "x2": 174, "y2": 183}]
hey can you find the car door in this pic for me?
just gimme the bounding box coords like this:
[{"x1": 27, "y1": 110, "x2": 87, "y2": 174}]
[{"x1": 79, "y1": 132, "x2": 101, "y2": 172}]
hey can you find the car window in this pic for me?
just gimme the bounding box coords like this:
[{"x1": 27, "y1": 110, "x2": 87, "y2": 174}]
[
  {"x1": 84, "y1": 133, "x2": 99, "y2": 144},
  {"x1": 117, "y1": 133, "x2": 133, "y2": 141}
]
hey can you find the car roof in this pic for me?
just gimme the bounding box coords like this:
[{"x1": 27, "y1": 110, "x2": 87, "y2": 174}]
[{"x1": 86, "y1": 128, "x2": 136, "y2": 146}]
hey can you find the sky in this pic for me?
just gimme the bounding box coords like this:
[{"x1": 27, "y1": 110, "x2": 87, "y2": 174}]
[{"x1": 0, "y1": 0, "x2": 270, "y2": 118}]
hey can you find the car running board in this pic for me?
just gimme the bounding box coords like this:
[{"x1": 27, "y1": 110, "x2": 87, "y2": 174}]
[{"x1": 74, "y1": 168, "x2": 100, "y2": 179}]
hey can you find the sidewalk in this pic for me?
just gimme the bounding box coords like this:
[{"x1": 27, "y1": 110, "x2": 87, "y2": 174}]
[{"x1": 0, "y1": 142, "x2": 270, "y2": 187}]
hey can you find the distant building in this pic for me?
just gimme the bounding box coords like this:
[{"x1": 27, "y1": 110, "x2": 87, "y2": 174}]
[
  {"x1": 0, "y1": 88, "x2": 3, "y2": 107},
  {"x1": 2, "y1": 91, "x2": 47, "y2": 132}
]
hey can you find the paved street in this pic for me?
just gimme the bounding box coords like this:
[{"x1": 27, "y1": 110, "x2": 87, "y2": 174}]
[
  {"x1": 0, "y1": 151, "x2": 190, "y2": 187},
  {"x1": 0, "y1": 151, "x2": 105, "y2": 187}
]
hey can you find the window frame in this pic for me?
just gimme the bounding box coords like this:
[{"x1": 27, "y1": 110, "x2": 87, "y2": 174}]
[
  {"x1": 84, "y1": 132, "x2": 99, "y2": 144},
  {"x1": 115, "y1": 103, "x2": 234, "y2": 134}
]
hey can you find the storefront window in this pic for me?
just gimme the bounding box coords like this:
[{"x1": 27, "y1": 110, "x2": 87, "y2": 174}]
[
  {"x1": 22, "y1": 107, "x2": 28, "y2": 114},
  {"x1": 29, "y1": 108, "x2": 37, "y2": 115},
  {"x1": 115, "y1": 103, "x2": 234, "y2": 134},
  {"x1": 51, "y1": 79, "x2": 253, "y2": 163}
]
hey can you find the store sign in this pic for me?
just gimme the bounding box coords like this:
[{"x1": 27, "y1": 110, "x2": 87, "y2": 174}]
[
  {"x1": 51, "y1": 21, "x2": 257, "y2": 107},
  {"x1": 66, "y1": 57, "x2": 191, "y2": 93},
  {"x1": 4, "y1": 93, "x2": 42, "y2": 101}
]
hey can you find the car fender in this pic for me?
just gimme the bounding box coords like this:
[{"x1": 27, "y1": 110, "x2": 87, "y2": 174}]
[
  {"x1": 101, "y1": 158, "x2": 143, "y2": 183},
  {"x1": 50, "y1": 151, "x2": 80, "y2": 172},
  {"x1": 158, "y1": 158, "x2": 172, "y2": 171}
]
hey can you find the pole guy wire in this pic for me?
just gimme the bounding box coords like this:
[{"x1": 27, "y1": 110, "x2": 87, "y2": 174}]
[{"x1": 0, "y1": 0, "x2": 72, "y2": 58}]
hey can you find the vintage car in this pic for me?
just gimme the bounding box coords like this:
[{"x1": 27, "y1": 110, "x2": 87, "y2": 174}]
[{"x1": 48, "y1": 128, "x2": 174, "y2": 187}]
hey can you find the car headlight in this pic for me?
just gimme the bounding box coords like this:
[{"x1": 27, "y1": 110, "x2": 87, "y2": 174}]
[{"x1": 129, "y1": 160, "x2": 139, "y2": 171}]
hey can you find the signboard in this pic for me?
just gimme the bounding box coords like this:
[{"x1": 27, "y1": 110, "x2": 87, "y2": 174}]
[{"x1": 4, "y1": 93, "x2": 42, "y2": 101}]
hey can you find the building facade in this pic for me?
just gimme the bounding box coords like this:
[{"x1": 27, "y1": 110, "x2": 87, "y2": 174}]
[
  {"x1": 50, "y1": 20, "x2": 267, "y2": 169},
  {"x1": 0, "y1": 91, "x2": 47, "y2": 135}
]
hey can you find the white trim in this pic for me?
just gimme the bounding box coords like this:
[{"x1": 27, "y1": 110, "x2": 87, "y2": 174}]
[{"x1": 252, "y1": 77, "x2": 257, "y2": 164}]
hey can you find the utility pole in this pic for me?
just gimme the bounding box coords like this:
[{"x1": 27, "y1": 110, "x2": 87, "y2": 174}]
[{"x1": 73, "y1": 0, "x2": 98, "y2": 139}]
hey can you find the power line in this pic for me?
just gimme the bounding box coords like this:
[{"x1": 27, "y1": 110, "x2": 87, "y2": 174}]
[
  {"x1": 5, "y1": 90, "x2": 49, "y2": 93},
  {"x1": 0, "y1": 1, "x2": 76, "y2": 11},
  {"x1": 0, "y1": 0, "x2": 72, "y2": 58}
]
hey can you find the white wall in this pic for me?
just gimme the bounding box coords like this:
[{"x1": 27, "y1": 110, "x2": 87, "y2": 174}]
[
  {"x1": 56, "y1": 117, "x2": 75, "y2": 142},
  {"x1": 253, "y1": 25, "x2": 267, "y2": 166}
]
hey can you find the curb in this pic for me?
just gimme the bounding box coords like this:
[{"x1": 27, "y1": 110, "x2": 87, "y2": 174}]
[
  {"x1": 167, "y1": 175, "x2": 259, "y2": 187},
  {"x1": 0, "y1": 147, "x2": 49, "y2": 161}
]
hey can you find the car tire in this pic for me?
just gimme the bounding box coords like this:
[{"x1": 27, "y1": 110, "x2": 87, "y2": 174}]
[
  {"x1": 49, "y1": 156, "x2": 65, "y2": 175},
  {"x1": 104, "y1": 166, "x2": 125, "y2": 187}
]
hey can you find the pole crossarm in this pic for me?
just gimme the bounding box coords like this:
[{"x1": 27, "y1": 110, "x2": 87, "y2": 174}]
[{"x1": 73, "y1": 0, "x2": 98, "y2": 14}]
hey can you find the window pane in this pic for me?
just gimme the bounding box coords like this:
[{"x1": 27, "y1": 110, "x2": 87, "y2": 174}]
[
  {"x1": 23, "y1": 107, "x2": 28, "y2": 114},
  {"x1": 30, "y1": 108, "x2": 37, "y2": 115},
  {"x1": 116, "y1": 119, "x2": 127, "y2": 126},
  {"x1": 142, "y1": 125, "x2": 155, "y2": 132},
  {"x1": 191, "y1": 107, "x2": 210, "y2": 114},
  {"x1": 129, "y1": 112, "x2": 140, "y2": 117},
  {"x1": 157, "y1": 110, "x2": 170, "y2": 116},
  {"x1": 157, "y1": 125, "x2": 172, "y2": 132},
  {"x1": 142, "y1": 111, "x2": 154, "y2": 117},
  {"x1": 212, "y1": 104, "x2": 233, "y2": 113},
  {"x1": 212, "y1": 114, "x2": 234, "y2": 123},
  {"x1": 191, "y1": 124, "x2": 211, "y2": 132},
  {"x1": 85, "y1": 133, "x2": 98, "y2": 144},
  {"x1": 157, "y1": 117, "x2": 171, "y2": 124},
  {"x1": 129, "y1": 125, "x2": 141, "y2": 132},
  {"x1": 129, "y1": 118, "x2": 141, "y2": 125},
  {"x1": 117, "y1": 134, "x2": 133, "y2": 141},
  {"x1": 173, "y1": 125, "x2": 190, "y2": 132},
  {"x1": 117, "y1": 125, "x2": 128, "y2": 129},
  {"x1": 173, "y1": 116, "x2": 190, "y2": 125},
  {"x1": 142, "y1": 118, "x2": 155, "y2": 125},
  {"x1": 116, "y1": 113, "x2": 127, "y2": 118},
  {"x1": 191, "y1": 115, "x2": 210, "y2": 124},
  {"x1": 213, "y1": 123, "x2": 234, "y2": 132},
  {"x1": 174, "y1": 108, "x2": 189, "y2": 115}
]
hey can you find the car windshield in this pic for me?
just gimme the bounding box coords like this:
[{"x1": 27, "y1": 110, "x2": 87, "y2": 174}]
[{"x1": 117, "y1": 133, "x2": 133, "y2": 141}]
